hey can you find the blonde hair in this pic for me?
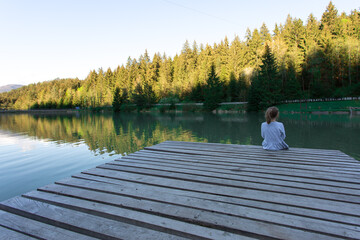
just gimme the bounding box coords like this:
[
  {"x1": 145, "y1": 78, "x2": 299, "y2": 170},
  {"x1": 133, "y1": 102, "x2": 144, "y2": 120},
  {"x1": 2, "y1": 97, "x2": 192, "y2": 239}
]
[{"x1": 265, "y1": 106, "x2": 279, "y2": 124}]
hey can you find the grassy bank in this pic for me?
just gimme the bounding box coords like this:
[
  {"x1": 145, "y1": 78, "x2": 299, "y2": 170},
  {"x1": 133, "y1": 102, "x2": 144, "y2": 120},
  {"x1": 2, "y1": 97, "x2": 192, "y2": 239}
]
[
  {"x1": 3, "y1": 100, "x2": 359, "y2": 114},
  {"x1": 277, "y1": 100, "x2": 360, "y2": 113},
  {"x1": 148, "y1": 102, "x2": 247, "y2": 113},
  {"x1": 0, "y1": 109, "x2": 80, "y2": 114}
]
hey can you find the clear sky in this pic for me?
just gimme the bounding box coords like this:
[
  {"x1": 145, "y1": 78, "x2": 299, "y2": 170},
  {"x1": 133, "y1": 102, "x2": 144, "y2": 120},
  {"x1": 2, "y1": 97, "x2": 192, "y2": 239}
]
[{"x1": 0, "y1": 0, "x2": 359, "y2": 86}]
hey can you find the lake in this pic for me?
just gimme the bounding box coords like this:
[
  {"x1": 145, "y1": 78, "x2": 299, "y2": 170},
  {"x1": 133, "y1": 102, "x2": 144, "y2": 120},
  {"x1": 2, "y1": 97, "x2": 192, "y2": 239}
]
[{"x1": 0, "y1": 112, "x2": 359, "y2": 201}]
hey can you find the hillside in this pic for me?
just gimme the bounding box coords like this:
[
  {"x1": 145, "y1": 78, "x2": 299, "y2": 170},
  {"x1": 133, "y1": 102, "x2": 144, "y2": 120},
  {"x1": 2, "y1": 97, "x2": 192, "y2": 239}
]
[{"x1": 0, "y1": 84, "x2": 23, "y2": 93}]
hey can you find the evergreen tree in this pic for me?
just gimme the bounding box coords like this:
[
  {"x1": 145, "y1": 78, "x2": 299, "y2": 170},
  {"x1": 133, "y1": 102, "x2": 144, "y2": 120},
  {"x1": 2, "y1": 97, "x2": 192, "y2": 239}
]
[
  {"x1": 131, "y1": 82, "x2": 156, "y2": 110},
  {"x1": 260, "y1": 23, "x2": 271, "y2": 44},
  {"x1": 157, "y1": 54, "x2": 173, "y2": 98},
  {"x1": 189, "y1": 82, "x2": 204, "y2": 102},
  {"x1": 283, "y1": 61, "x2": 301, "y2": 100},
  {"x1": 273, "y1": 24, "x2": 281, "y2": 37},
  {"x1": 247, "y1": 73, "x2": 263, "y2": 112},
  {"x1": 305, "y1": 14, "x2": 321, "y2": 56},
  {"x1": 229, "y1": 35, "x2": 246, "y2": 78},
  {"x1": 197, "y1": 44, "x2": 214, "y2": 86},
  {"x1": 226, "y1": 72, "x2": 238, "y2": 102},
  {"x1": 245, "y1": 28, "x2": 263, "y2": 69},
  {"x1": 147, "y1": 53, "x2": 161, "y2": 98},
  {"x1": 112, "y1": 87, "x2": 122, "y2": 112},
  {"x1": 248, "y1": 44, "x2": 281, "y2": 111},
  {"x1": 320, "y1": 1, "x2": 339, "y2": 36},
  {"x1": 216, "y1": 36, "x2": 231, "y2": 87},
  {"x1": 282, "y1": 15, "x2": 294, "y2": 47},
  {"x1": 204, "y1": 64, "x2": 222, "y2": 111},
  {"x1": 262, "y1": 45, "x2": 282, "y2": 104},
  {"x1": 237, "y1": 74, "x2": 249, "y2": 102}
]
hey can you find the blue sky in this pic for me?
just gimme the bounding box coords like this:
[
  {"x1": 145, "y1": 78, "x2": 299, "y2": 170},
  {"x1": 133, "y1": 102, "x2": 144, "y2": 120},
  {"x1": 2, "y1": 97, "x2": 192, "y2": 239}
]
[{"x1": 0, "y1": 0, "x2": 359, "y2": 86}]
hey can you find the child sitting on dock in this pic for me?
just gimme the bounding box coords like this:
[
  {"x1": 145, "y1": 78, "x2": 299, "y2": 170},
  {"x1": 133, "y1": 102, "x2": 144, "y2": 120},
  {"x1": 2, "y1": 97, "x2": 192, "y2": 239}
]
[{"x1": 261, "y1": 106, "x2": 289, "y2": 150}]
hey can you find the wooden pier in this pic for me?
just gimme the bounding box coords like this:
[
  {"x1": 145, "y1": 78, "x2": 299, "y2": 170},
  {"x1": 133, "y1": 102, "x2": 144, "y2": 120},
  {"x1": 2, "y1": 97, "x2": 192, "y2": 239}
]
[{"x1": 1, "y1": 141, "x2": 360, "y2": 239}]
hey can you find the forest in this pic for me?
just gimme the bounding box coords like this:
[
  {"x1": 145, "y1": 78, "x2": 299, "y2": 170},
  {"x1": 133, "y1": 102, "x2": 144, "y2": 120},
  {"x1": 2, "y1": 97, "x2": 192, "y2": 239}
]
[{"x1": 1, "y1": 2, "x2": 359, "y2": 111}]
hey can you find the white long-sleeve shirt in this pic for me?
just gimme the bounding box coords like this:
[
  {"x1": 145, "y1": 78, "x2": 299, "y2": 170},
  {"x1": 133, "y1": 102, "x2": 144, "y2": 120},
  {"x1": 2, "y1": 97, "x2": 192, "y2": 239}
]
[{"x1": 261, "y1": 121, "x2": 289, "y2": 150}]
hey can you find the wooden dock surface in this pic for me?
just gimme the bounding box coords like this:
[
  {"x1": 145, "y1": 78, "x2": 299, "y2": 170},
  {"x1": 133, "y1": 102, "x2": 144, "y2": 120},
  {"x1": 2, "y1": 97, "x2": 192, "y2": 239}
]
[{"x1": 1, "y1": 141, "x2": 360, "y2": 239}]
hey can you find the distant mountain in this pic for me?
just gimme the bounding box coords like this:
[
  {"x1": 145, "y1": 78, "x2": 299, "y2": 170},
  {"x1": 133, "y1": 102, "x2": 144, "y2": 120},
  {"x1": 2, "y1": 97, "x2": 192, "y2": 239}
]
[{"x1": 0, "y1": 84, "x2": 24, "y2": 93}]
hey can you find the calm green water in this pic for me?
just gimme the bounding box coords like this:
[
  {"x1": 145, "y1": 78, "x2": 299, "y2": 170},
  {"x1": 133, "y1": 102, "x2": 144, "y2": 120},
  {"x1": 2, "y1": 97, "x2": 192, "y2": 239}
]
[{"x1": 0, "y1": 112, "x2": 359, "y2": 201}]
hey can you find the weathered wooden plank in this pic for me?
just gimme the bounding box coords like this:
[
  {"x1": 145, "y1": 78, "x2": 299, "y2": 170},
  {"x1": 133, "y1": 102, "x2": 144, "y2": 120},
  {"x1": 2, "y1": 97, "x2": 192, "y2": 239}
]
[
  {"x1": 49, "y1": 177, "x2": 360, "y2": 231},
  {"x1": 148, "y1": 146, "x2": 352, "y2": 165},
  {"x1": 79, "y1": 167, "x2": 360, "y2": 217},
  {"x1": 70, "y1": 173, "x2": 360, "y2": 226},
  {"x1": 139, "y1": 147, "x2": 356, "y2": 165},
  {"x1": 29, "y1": 183, "x2": 360, "y2": 240},
  {"x1": 145, "y1": 146, "x2": 360, "y2": 174},
  {"x1": 145, "y1": 145, "x2": 360, "y2": 169},
  {"x1": 160, "y1": 141, "x2": 351, "y2": 157},
  {"x1": 158, "y1": 142, "x2": 358, "y2": 164},
  {"x1": 156, "y1": 141, "x2": 346, "y2": 156},
  {"x1": 124, "y1": 152, "x2": 360, "y2": 183},
  {"x1": 139, "y1": 150, "x2": 360, "y2": 177},
  {"x1": 106, "y1": 160, "x2": 360, "y2": 196},
  {"x1": 0, "y1": 197, "x2": 189, "y2": 240},
  {"x1": 120, "y1": 154, "x2": 360, "y2": 189},
  {"x1": 135, "y1": 152, "x2": 358, "y2": 173},
  {"x1": 161, "y1": 140, "x2": 348, "y2": 155},
  {"x1": 99, "y1": 162, "x2": 360, "y2": 203},
  {"x1": 17, "y1": 192, "x2": 255, "y2": 240},
  {"x1": 160, "y1": 140, "x2": 341, "y2": 152},
  {"x1": 0, "y1": 210, "x2": 95, "y2": 240},
  {"x1": 0, "y1": 225, "x2": 37, "y2": 240},
  {"x1": 154, "y1": 142, "x2": 359, "y2": 164},
  {"x1": 125, "y1": 152, "x2": 360, "y2": 185}
]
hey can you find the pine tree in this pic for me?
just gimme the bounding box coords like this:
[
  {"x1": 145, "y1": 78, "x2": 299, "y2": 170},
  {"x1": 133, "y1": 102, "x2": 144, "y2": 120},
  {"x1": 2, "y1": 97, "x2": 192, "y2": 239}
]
[
  {"x1": 131, "y1": 82, "x2": 156, "y2": 110},
  {"x1": 283, "y1": 61, "x2": 301, "y2": 100},
  {"x1": 157, "y1": 54, "x2": 173, "y2": 98},
  {"x1": 273, "y1": 24, "x2": 281, "y2": 37},
  {"x1": 226, "y1": 72, "x2": 238, "y2": 102},
  {"x1": 229, "y1": 35, "x2": 246, "y2": 78},
  {"x1": 248, "y1": 44, "x2": 281, "y2": 111},
  {"x1": 189, "y1": 82, "x2": 204, "y2": 102},
  {"x1": 245, "y1": 28, "x2": 263, "y2": 69},
  {"x1": 305, "y1": 14, "x2": 320, "y2": 53},
  {"x1": 112, "y1": 87, "x2": 122, "y2": 112},
  {"x1": 147, "y1": 53, "x2": 161, "y2": 98},
  {"x1": 204, "y1": 64, "x2": 222, "y2": 111},
  {"x1": 320, "y1": 1, "x2": 339, "y2": 36},
  {"x1": 282, "y1": 15, "x2": 294, "y2": 47},
  {"x1": 247, "y1": 73, "x2": 263, "y2": 112},
  {"x1": 260, "y1": 23, "x2": 271, "y2": 44}
]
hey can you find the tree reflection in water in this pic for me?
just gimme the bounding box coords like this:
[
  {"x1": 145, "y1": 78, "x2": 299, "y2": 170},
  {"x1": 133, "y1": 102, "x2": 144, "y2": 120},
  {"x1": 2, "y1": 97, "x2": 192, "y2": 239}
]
[{"x1": 0, "y1": 112, "x2": 359, "y2": 160}]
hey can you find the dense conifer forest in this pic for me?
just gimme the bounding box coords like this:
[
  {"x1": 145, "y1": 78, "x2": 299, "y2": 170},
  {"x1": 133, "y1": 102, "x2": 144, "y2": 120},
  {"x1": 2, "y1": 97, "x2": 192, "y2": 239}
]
[{"x1": 1, "y1": 2, "x2": 359, "y2": 111}]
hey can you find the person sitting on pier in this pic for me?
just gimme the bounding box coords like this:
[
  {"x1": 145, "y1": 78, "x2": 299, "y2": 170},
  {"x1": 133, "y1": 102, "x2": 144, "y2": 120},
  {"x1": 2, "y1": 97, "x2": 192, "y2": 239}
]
[{"x1": 261, "y1": 106, "x2": 289, "y2": 150}]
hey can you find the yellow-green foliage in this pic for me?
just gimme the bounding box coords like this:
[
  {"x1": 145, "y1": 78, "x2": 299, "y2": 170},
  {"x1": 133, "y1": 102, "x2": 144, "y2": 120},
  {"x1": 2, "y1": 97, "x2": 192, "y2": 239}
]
[{"x1": 1, "y1": 2, "x2": 359, "y2": 111}]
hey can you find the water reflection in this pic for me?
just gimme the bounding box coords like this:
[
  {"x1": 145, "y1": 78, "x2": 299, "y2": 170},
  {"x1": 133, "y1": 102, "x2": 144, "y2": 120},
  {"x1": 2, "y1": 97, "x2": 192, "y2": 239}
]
[
  {"x1": 0, "y1": 112, "x2": 359, "y2": 159},
  {"x1": 0, "y1": 129, "x2": 121, "y2": 201},
  {"x1": 281, "y1": 113, "x2": 360, "y2": 160}
]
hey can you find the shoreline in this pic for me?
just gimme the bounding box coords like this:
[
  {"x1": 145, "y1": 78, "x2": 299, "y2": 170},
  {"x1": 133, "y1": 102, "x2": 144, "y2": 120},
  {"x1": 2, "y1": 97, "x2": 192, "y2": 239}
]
[
  {"x1": 1, "y1": 108, "x2": 360, "y2": 115},
  {"x1": 1, "y1": 99, "x2": 359, "y2": 115},
  {"x1": 0, "y1": 109, "x2": 80, "y2": 114}
]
